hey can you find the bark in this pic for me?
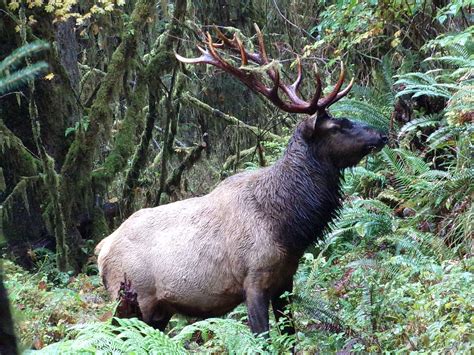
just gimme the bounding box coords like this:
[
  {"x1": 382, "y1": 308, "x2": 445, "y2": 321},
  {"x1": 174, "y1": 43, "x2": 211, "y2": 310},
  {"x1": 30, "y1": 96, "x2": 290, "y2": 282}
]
[
  {"x1": 162, "y1": 140, "x2": 207, "y2": 200},
  {"x1": 122, "y1": 0, "x2": 187, "y2": 209},
  {"x1": 222, "y1": 146, "x2": 256, "y2": 171},
  {"x1": 0, "y1": 5, "x2": 79, "y2": 265},
  {"x1": 0, "y1": 119, "x2": 47, "y2": 268},
  {"x1": 155, "y1": 95, "x2": 176, "y2": 206},
  {"x1": 92, "y1": 70, "x2": 147, "y2": 191},
  {"x1": 55, "y1": 17, "x2": 80, "y2": 93},
  {"x1": 122, "y1": 88, "x2": 157, "y2": 217},
  {"x1": 18, "y1": 7, "x2": 70, "y2": 271}
]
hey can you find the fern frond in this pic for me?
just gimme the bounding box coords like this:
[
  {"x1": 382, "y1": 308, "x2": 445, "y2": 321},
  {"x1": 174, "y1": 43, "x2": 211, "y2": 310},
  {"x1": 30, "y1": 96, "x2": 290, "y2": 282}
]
[
  {"x1": 36, "y1": 318, "x2": 186, "y2": 354},
  {"x1": 175, "y1": 318, "x2": 268, "y2": 353},
  {"x1": 395, "y1": 85, "x2": 451, "y2": 99},
  {"x1": 331, "y1": 99, "x2": 390, "y2": 131},
  {"x1": 0, "y1": 40, "x2": 49, "y2": 74},
  {"x1": 398, "y1": 116, "x2": 440, "y2": 139},
  {"x1": 0, "y1": 62, "x2": 49, "y2": 95},
  {"x1": 424, "y1": 55, "x2": 474, "y2": 68},
  {"x1": 294, "y1": 294, "x2": 344, "y2": 332}
]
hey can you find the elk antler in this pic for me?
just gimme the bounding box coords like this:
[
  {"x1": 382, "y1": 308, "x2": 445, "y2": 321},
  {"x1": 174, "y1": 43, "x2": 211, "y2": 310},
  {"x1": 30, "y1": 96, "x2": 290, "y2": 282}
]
[{"x1": 175, "y1": 24, "x2": 354, "y2": 116}]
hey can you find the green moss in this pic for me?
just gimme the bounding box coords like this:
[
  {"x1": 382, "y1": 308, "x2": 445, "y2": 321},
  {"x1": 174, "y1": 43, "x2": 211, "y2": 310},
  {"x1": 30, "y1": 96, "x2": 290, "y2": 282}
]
[
  {"x1": 90, "y1": 207, "x2": 110, "y2": 243},
  {"x1": 92, "y1": 72, "x2": 148, "y2": 189}
]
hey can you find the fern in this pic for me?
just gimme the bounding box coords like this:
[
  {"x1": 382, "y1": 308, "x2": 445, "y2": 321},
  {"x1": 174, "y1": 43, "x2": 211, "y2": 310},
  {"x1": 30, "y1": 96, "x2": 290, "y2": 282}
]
[
  {"x1": 0, "y1": 40, "x2": 49, "y2": 74},
  {"x1": 0, "y1": 62, "x2": 49, "y2": 95},
  {"x1": 175, "y1": 318, "x2": 269, "y2": 353},
  {"x1": 331, "y1": 99, "x2": 390, "y2": 131},
  {"x1": 0, "y1": 41, "x2": 49, "y2": 95},
  {"x1": 397, "y1": 116, "x2": 440, "y2": 140},
  {"x1": 34, "y1": 318, "x2": 186, "y2": 354},
  {"x1": 294, "y1": 294, "x2": 345, "y2": 333}
]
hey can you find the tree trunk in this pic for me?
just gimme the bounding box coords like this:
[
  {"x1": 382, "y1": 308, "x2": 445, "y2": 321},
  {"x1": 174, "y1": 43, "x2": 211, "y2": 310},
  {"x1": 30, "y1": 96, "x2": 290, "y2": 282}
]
[{"x1": 0, "y1": 264, "x2": 18, "y2": 355}]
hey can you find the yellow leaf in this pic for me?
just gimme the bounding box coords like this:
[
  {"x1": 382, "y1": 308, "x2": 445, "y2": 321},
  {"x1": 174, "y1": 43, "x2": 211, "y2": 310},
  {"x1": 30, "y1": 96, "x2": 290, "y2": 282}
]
[
  {"x1": 28, "y1": 15, "x2": 38, "y2": 26},
  {"x1": 8, "y1": 1, "x2": 20, "y2": 10},
  {"x1": 44, "y1": 73, "x2": 55, "y2": 80},
  {"x1": 391, "y1": 38, "x2": 401, "y2": 48}
]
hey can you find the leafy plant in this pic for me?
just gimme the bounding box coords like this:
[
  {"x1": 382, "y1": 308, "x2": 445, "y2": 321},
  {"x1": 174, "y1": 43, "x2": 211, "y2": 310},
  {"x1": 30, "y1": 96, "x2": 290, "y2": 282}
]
[
  {"x1": 33, "y1": 317, "x2": 186, "y2": 354},
  {"x1": 0, "y1": 40, "x2": 49, "y2": 94}
]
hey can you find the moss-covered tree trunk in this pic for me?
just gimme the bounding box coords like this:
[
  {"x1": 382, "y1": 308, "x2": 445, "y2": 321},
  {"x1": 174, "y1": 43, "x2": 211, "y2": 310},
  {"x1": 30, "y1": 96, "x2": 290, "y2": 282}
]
[
  {"x1": 57, "y1": 0, "x2": 156, "y2": 271},
  {"x1": 0, "y1": 6, "x2": 78, "y2": 264}
]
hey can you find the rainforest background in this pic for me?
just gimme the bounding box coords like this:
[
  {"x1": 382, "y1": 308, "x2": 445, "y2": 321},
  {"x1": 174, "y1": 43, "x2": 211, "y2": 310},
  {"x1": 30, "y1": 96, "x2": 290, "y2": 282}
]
[{"x1": 0, "y1": 0, "x2": 472, "y2": 353}]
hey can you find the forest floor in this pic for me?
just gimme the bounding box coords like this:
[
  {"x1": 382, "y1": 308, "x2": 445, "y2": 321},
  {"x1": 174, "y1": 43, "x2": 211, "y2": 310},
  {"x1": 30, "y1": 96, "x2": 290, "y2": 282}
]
[{"x1": 4, "y1": 259, "x2": 114, "y2": 350}]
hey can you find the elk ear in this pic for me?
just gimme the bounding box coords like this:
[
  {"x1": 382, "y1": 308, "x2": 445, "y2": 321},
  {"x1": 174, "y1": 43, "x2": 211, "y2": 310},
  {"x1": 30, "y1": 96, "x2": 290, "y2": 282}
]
[
  {"x1": 301, "y1": 116, "x2": 318, "y2": 139},
  {"x1": 302, "y1": 114, "x2": 339, "y2": 139}
]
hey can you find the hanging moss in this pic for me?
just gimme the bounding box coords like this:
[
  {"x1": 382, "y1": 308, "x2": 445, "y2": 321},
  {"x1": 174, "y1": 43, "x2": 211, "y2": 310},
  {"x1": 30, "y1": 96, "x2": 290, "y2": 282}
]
[
  {"x1": 181, "y1": 93, "x2": 282, "y2": 142},
  {"x1": 0, "y1": 121, "x2": 39, "y2": 175},
  {"x1": 57, "y1": 0, "x2": 156, "y2": 270},
  {"x1": 0, "y1": 121, "x2": 44, "y2": 248},
  {"x1": 92, "y1": 71, "x2": 148, "y2": 191},
  {"x1": 90, "y1": 207, "x2": 110, "y2": 243},
  {"x1": 122, "y1": 87, "x2": 158, "y2": 216}
]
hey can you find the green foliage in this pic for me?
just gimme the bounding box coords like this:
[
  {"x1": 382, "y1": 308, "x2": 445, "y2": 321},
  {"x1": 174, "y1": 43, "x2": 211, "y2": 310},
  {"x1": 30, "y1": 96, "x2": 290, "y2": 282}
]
[
  {"x1": 3, "y1": 259, "x2": 114, "y2": 350},
  {"x1": 175, "y1": 318, "x2": 271, "y2": 353},
  {"x1": 331, "y1": 55, "x2": 396, "y2": 132},
  {"x1": 0, "y1": 41, "x2": 49, "y2": 94},
  {"x1": 32, "y1": 315, "x2": 294, "y2": 354},
  {"x1": 331, "y1": 99, "x2": 390, "y2": 131},
  {"x1": 35, "y1": 318, "x2": 186, "y2": 354}
]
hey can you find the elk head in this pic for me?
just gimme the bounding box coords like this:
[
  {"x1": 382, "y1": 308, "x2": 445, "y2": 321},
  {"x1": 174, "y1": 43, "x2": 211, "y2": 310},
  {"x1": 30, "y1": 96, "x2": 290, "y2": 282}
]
[{"x1": 176, "y1": 24, "x2": 387, "y2": 169}]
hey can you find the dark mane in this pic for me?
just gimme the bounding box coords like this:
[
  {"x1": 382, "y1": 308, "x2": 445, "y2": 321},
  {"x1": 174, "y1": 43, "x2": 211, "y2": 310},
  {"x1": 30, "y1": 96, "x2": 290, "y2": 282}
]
[{"x1": 251, "y1": 123, "x2": 343, "y2": 252}]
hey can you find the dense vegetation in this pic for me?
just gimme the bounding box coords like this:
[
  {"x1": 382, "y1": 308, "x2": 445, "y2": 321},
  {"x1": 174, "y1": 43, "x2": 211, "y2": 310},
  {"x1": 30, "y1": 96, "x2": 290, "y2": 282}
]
[{"x1": 0, "y1": 0, "x2": 472, "y2": 353}]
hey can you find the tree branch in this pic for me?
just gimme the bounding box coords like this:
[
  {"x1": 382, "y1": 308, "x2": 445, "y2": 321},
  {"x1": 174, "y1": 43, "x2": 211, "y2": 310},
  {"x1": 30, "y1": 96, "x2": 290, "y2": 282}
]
[{"x1": 181, "y1": 93, "x2": 282, "y2": 142}]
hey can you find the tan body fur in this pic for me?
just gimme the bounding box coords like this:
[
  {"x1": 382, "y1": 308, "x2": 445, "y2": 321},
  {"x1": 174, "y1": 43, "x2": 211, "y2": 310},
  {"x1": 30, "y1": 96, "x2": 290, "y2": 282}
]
[
  {"x1": 97, "y1": 168, "x2": 299, "y2": 325},
  {"x1": 97, "y1": 104, "x2": 388, "y2": 334}
]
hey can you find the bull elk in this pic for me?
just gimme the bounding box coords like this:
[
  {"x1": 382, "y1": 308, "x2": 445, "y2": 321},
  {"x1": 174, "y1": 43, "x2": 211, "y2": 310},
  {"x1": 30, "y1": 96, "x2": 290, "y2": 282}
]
[{"x1": 96, "y1": 24, "x2": 387, "y2": 336}]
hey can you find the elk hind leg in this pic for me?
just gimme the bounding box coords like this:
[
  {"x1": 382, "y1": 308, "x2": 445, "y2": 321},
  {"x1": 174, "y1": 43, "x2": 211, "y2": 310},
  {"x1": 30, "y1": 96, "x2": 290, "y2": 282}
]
[{"x1": 147, "y1": 303, "x2": 173, "y2": 331}]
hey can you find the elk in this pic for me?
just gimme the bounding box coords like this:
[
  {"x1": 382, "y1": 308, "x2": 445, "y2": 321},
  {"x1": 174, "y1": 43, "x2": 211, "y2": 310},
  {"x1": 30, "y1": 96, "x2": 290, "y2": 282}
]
[{"x1": 96, "y1": 24, "x2": 387, "y2": 336}]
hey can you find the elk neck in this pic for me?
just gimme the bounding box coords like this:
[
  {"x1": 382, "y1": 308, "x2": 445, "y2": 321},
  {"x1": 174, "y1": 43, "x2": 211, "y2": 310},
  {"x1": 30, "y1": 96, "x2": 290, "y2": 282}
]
[{"x1": 251, "y1": 131, "x2": 343, "y2": 253}]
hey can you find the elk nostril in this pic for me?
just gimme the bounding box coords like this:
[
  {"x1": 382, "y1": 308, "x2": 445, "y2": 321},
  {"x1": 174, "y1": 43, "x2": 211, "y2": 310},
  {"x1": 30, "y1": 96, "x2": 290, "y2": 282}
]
[{"x1": 380, "y1": 135, "x2": 388, "y2": 144}]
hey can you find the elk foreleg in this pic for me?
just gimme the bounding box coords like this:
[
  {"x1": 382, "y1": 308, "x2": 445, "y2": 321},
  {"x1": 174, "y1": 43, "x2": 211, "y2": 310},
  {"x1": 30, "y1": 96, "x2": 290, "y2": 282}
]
[
  {"x1": 245, "y1": 287, "x2": 270, "y2": 336},
  {"x1": 272, "y1": 281, "x2": 295, "y2": 335}
]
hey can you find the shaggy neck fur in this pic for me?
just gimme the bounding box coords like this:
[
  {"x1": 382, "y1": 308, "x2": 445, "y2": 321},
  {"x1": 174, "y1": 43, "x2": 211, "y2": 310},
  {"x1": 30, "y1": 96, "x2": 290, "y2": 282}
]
[{"x1": 252, "y1": 125, "x2": 343, "y2": 252}]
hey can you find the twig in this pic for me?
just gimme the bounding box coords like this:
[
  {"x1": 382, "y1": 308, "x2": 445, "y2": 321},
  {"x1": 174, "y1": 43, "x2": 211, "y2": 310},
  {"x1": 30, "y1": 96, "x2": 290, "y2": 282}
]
[{"x1": 271, "y1": 0, "x2": 317, "y2": 40}]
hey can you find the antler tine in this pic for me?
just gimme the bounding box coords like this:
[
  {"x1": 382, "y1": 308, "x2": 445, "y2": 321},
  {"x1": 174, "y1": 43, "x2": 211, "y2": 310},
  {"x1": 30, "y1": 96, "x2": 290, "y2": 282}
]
[
  {"x1": 206, "y1": 32, "x2": 221, "y2": 61},
  {"x1": 308, "y1": 64, "x2": 323, "y2": 112},
  {"x1": 205, "y1": 31, "x2": 239, "y2": 73},
  {"x1": 318, "y1": 61, "x2": 346, "y2": 108},
  {"x1": 174, "y1": 45, "x2": 219, "y2": 66},
  {"x1": 268, "y1": 67, "x2": 280, "y2": 99},
  {"x1": 333, "y1": 77, "x2": 354, "y2": 104},
  {"x1": 214, "y1": 26, "x2": 234, "y2": 47},
  {"x1": 253, "y1": 23, "x2": 269, "y2": 64},
  {"x1": 289, "y1": 56, "x2": 303, "y2": 92},
  {"x1": 235, "y1": 36, "x2": 248, "y2": 66},
  {"x1": 214, "y1": 26, "x2": 261, "y2": 65}
]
